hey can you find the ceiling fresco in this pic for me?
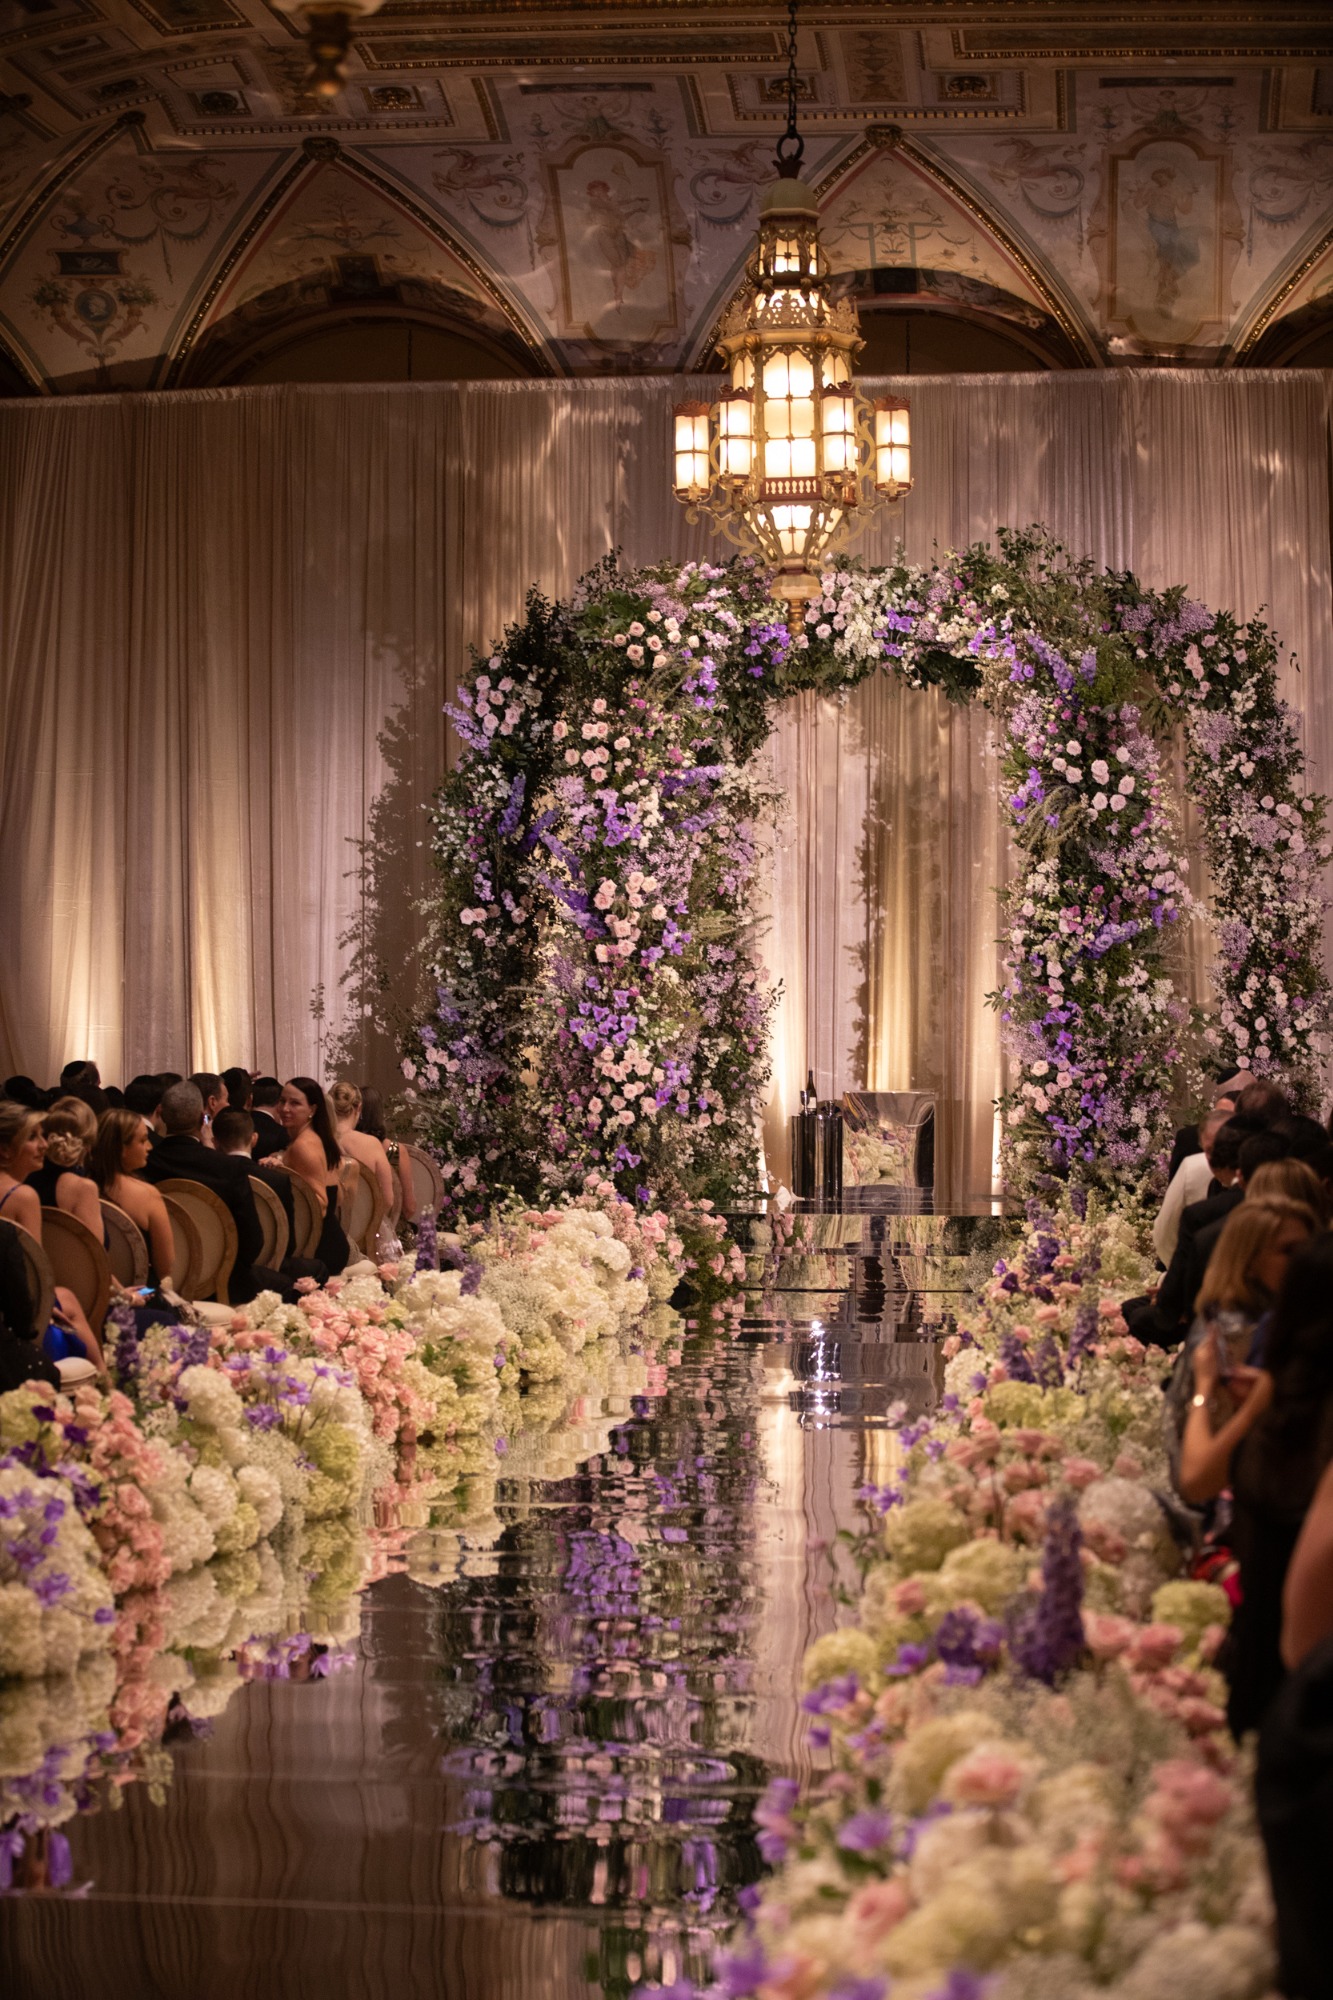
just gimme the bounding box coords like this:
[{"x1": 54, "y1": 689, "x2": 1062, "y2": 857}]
[{"x1": 2, "y1": 2, "x2": 1333, "y2": 388}]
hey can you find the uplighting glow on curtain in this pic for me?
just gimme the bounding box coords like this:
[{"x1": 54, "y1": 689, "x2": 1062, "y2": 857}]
[{"x1": 1, "y1": 372, "x2": 1330, "y2": 1202}]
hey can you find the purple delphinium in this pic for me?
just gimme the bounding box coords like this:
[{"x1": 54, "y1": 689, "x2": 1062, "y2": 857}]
[
  {"x1": 105, "y1": 1298, "x2": 140, "y2": 1393},
  {"x1": 1011, "y1": 1491, "x2": 1085, "y2": 1685},
  {"x1": 414, "y1": 1210, "x2": 438, "y2": 1272}
]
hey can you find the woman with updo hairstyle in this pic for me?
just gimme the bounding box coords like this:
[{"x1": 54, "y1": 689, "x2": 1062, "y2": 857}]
[
  {"x1": 272, "y1": 1077, "x2": 349, "y2": 1274},
  {"x1": 90, "y1": 1109, "x2": 175, "y2": 1287},
  {"x1": 0, "y1": 1101, "x2": 103, "y2": 1369},
  {"x1": 30, "y1": 1097, "x2": 103, "y2": 1235},
  {"x1": 328, "y1": 1080, "x2": 395, "y2": 1215}
]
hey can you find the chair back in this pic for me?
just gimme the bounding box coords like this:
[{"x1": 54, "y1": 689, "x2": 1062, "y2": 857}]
[
  {"x1": 249, "y1": 1177, "x2": 290, "y2": 1269},
  {"x1": 340, "y1": 1158, "x2": 386, "y2": 1257},
  {"x1": 156, "y1": 1181, "x2": 239, "y2": 1304},
  {"x1": 159, "y1": 1193, "x2": 205, "y2": 1300},
  {"x1": 271, "y1": 1168, "x2": 323, "y2": 1259},
  {"x1": 386, "y1": 1153, "x2": 404, "y2": 1230},
  {"x1": 100, "y1": 1201, "x2": 150, "y2": 1289},
  {"x1": 41, "y1": 1207, "x2": 113, "y2": 1334},
  {"x1": 17, "y1": 1228, "x2": 54, "y2": 1338},
  {"x1": 400, "y1": 1143, "x2": 445, "y2": 1226}
]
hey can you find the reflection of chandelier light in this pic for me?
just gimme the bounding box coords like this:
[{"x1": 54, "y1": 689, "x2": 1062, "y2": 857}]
[
  {"x1": 671, "y1": 0, "x2": 912, "y2": 628},
  {"x1": 270, "y1": 0, "x2": 386, "y2": 98}
]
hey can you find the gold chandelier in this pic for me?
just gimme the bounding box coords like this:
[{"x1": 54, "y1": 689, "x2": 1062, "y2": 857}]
[{"x1": 671, "y1": 1, "x2": 912, "y2": 627}]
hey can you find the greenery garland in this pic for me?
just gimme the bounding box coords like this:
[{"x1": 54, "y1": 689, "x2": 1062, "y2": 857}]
[{"x1": 396, "y1": 531, "x2": 1328, "y2": 1219}]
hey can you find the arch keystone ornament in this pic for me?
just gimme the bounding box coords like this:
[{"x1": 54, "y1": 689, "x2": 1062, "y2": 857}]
[{"x1": 397, "y1": 531, "x2": 1330, "y2": 1226}]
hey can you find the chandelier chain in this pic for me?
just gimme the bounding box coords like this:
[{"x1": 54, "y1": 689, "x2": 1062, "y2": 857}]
[{"x1": 776, "y1": 0, "x2": 804, "y2": 171}]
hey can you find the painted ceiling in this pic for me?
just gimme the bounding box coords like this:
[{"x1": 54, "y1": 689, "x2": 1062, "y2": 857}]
[{"x1": 3, "y1": 1, "x2": 1333, "y2": 389}]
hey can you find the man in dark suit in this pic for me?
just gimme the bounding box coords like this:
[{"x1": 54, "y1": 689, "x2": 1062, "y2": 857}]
[
  {"x1": 212, "y1": 1108, "x2": 297, "y2": 1242},
  {"x1": 247, "y1": 1075, "x2": 287, "y2": 1162},
  {"x1": 1136, "y1": 1125, "x2": 1291, "y2": 1347},
  {"x1": 141, "y1": 1081, "x2": 285, "y2": 1304}
]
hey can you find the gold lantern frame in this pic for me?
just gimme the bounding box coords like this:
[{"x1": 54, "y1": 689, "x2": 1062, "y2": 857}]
[{"x1": 673, "y1": 172, "x2": 913, "y2": 629}]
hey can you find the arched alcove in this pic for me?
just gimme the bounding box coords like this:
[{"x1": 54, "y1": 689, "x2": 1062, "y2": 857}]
[{"x1": 210, "y1": 308, "x2": 537, "y2": 386}]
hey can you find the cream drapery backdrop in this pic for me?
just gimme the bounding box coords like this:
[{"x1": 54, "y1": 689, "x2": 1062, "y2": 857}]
[{"x1": 1, "y1": 372, "x2": 1330, "y2": 1201}]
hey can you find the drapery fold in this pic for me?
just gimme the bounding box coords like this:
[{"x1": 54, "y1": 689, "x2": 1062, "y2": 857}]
[{"x1": 1, "y1": 373, "x2": 1330, "y2": 1201}]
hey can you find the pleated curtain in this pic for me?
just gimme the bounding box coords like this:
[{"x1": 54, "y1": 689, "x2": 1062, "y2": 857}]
[{"x1": 1, "y1": 372, "x2": 1330, "y2": 1201}]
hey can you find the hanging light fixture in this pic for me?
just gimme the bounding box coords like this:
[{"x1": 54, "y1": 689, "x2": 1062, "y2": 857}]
[
  {"x1": 672, "y1": 0, "x2": 913, "y2": 628},
  {"x1": 270, "y1": 0, "x2": 387, "y2": 98}
]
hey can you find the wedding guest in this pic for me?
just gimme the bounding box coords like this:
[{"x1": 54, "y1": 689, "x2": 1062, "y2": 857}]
[
  {"x1": 271, "y1": 1078, "x2": 349, "y2": 1274},
  {"x1": 221, "y1": 1067, "x2": 253, "y2": 1113},
  {"x1": 212, "y1": 1106, "x2": 298, "y2": 1247},
  {"x1": 329, "y1": 1081, "x2": 395, "y2": 1213},
  {"x1": 0, "y1": 1102, "x2": 103, "y2": 1369},
  {"x1": 1233, "y1": 1077, "x2": 1289, "y2": 1125},
  {"x1": 1246, "y1": 1156, "x2": 1331, "y2": 1230},
  {"x1": 141, "y1": 1082, "x2": 283, "y2": 1304},
  {"x1": 89, "y1": 1109, "x2": 175, "y2": 1287},
  {"x1": 356, "y1": 1086, "x2": 415, "y2": 1222},
  {"x1": 0, "y1": 1216, "x2": 58, "y2": 1392},
  {"x1": 30, "y1": 1098, "x2": 103, "y2": 1236},
  {"x1": 189, "y1": 1071, "x2": 228, "y2": 1147},
  {"x1": 249, "y1": 1076, "x2": 286, "y2": 1161},
  {"x1": 2, "y1": 1076, "x2": 45, "y2": 1110},
  {"x1": 123, "y1": 1074, "x2": 165, "y2": 1135},
  {"x1": 1153, "y1": 1105, "x2": 1231, "y2": 1266},
  {"x1": 58, "y1": 1058, "x2": 107, "y2": 1118},
  {"x1": 1179, "y1": 1225, "x2": 1333, "y2": 1740},
  {"x1": 1139, "y1": 1123, "x2": 1289, "y2": 1347}
]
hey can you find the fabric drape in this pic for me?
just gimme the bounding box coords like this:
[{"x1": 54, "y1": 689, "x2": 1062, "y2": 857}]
[{"x1": 1, "y1": 373, "x2": 1330, "y2": 1201}]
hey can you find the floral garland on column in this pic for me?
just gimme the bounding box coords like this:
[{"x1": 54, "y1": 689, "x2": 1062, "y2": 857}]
[{"x1": 400, "y1": 532, "x2": 1328, "y2": 1215}]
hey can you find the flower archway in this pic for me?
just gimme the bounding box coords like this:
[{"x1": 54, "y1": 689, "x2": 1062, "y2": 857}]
[{"x1": 398, "y1": 530, "x2": 1328, "y2": 1222}]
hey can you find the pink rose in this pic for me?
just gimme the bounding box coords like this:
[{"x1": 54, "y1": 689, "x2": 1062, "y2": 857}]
[
  {"x1": 892, "y1": 1577, "x2": 928, "y2": 1616},
  {"x1": 846, "y1": 1878, "x2": 911, "y2": 1944},
  {"x1": 1127, "y1": 1623, "x2": 1183, "y2": 1671},
  {"x1": 294, "y1": 1276, "x2": 318, "y2": 1295},
  {"x1": 1063, "y1": 1457, "x2": 1101, "y2": 1490},
  {"x1": 945, "y1": 1744, "x2": 1029, "y2": 1808},
  {"x1": 1034, "y1": 1304, "x2": 1061, "y2": 1325},
  {"x1": 1083, "y1": 1611, "x2": 1137, "y2": 1660}
]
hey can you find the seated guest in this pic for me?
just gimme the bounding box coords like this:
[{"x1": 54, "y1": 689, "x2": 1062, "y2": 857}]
[
  {"x1": 1135, "y1": 1123, "x2": 1288, "y2": 1347},
  {"x1": 329, "y1": 1081, "x2": 395, "y2": 1216},
  {"x1": 0, "y1": 1102, "x2": 103, "y2": 1369},
  {"x1": 1247, "y1": 1157, "x2": 1332, "y2": 1231},
  {"x1": 249, "y1": 1076, "x2": 286, "y2": 1161},
  {"x1": 58, "y1": 1058, "x2": 107, "y2": 1119},
  {"x1": 1180, "y1": 1233, "x2": 1333, "y2": 1740},
  {"x1": 141, "y1": 1081, "x2": 283, "y2": 1305},
  {"x1": 212, "y1": 1107, "x2": 298, "y2": 1247},
  {"x1": 1153, "y1": 1105, "x2": 1231, "y2": 1266},
  {"x1": 0, "y1": 1216, "x2": 58, "y2": 1392},
  {"x1": 2, "y1": 1076, "x2": 46, "y2": 1110},
  {"x1": 356, "y1": 1087, "x2": 416, "y2": 1222},
  {"x1": 221, "y1": 1068, "x2": 253, "y2": 1115},
  {"x1": 268, "y1": 1078, "x2": 349, "y2": 1274},
  {"x1": 124, "y1": 1074, "x2": 166, "y2": 1136},
  {"x1": 155, "y1": 1071, "x2": 183, "y2": 1090},
  {"x1": 1234, "y1": 1076, "x2": 1289, "y2": 1125},
  {"x1": 29, "y1": 1098, "x2": 103, "y2": 1236},
  {"x1": 188, "y1": 1072, "x2": 228, "y2": 1148},
  {"x1": 89, "y1": 1109, "x2": 175, "y2": 1286}
]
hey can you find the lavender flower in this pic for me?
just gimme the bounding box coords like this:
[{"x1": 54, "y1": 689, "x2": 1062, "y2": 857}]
[
  {"x1": 1011, "y1": 1492, "x2": 1085, "y2": 1685},
  {"x1": 414, "y1": 1210, "x2": 438, "y2": 1273}
]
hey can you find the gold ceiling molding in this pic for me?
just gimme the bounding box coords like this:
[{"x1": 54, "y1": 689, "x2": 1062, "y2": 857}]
[
  {"x1": 1231, "y1": 218, "x2": 1333, "y2": 360},
  {"x1": 164, "y1": 134, "x2": 553, "y2": 383},
  {"x1": 814, "y1": 125, "x2": 1102, "y2": 365}
]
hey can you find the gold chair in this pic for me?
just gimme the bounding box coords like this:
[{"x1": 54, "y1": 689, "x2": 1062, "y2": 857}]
[
  {"x1": 269, "y1": 1167, "x2": 323, "y2": 1259},
  {"x1": 156, "y1": 1180, "x2": 239, "y2": 1305},
  {"x1": 40, "y1": 1208, "x2": 113, "y2": 1335},
  {"x1": 159, "y1": 1193, "x2": 204, "y2": 1300},
  {"x1": 249, "y1": 1176, "x2": 290, "y2": 1270},
  {"x1": 17, "y1": 1227, "x2": 54, "y2": 1339},
  {"x1": 100, "y1": 1200, "x2": 150, "y2": 1289},
  {"x1": 400, "y1": 1142, "x2": 444, "y2": 1226},
  {"x1": 340, "y1": 1158, "x2": 386, "y2": 1258}
]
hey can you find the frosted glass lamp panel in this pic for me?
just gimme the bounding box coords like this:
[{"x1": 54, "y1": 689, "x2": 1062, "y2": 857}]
[
  {"x1": 731, "y1": 353, "x2": 756, "y2": 392},
  {"x1": 672, "y1": 409, "x2": 710, "y2": 496},
  {"x1": 821, "y1": 391, "x2": 855, "y2": 474},
  {"x1": 787, "y1": 353, "x2": 814, "y2": 399},
  {"x1": 718, "y1": 393, "x2": 753, "y2": 479},
  {"x1": 821, "y1": 351, "x2": 851, "y2": 387},
  {"x1": 763, "y1": 353, "x2": 791, "y2": 398},
  {"x1": 874, "y1": 399, "x2": 912, "y2": 494},
  {"x1": 765, "y1": 434, "x2": 793, "y2": 479}
]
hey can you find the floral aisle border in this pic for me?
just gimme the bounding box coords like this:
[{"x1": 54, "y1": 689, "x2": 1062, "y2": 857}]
[
  {"x1": 401, "y1": 530, "x2": 1328, "y2": 1213},
  {"x1": 660, "y1": 1204, "x2": 1275, "y2": 2000},
  {"x1": 0, "y1": 1185, "x2": 700, "y2": 1880}
]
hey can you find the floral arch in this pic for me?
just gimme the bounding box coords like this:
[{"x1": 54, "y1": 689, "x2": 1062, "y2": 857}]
[{"x1": 398, "y1": 529, "x2": 1328, "y2": 1222}]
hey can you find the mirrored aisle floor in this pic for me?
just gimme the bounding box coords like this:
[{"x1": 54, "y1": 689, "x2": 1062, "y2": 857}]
[{"x1": 2, "y1": 1210, "x2": 992, "y2": 2000}]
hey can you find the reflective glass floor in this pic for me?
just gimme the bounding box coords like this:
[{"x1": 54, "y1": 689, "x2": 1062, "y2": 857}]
[{"x1": 1, "y1": 1212, "x2": 986, "y2": 2000}]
